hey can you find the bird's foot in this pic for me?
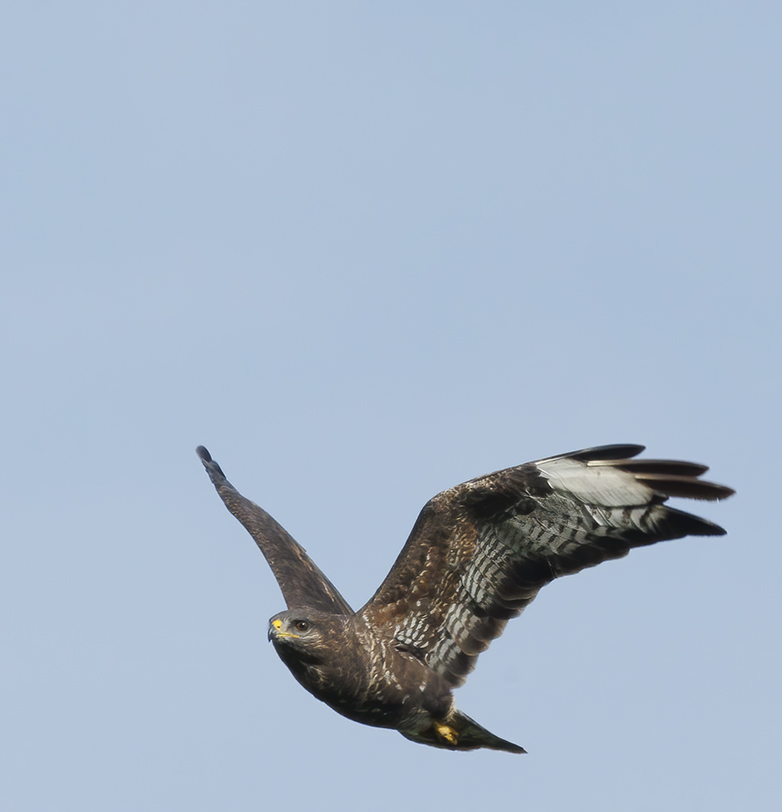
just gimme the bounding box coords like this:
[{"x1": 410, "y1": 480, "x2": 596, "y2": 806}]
[{"x1": 433, "y1": 722, "x2": 459, "y2": 747}]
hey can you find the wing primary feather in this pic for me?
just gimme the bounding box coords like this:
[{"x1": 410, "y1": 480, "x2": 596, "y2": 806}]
[
  {"x1": 558, "y1": 444, "x2": 646, "y2": 462},
  {"x1": 632, "y1": 473, "x2": 735, "y2": 501},
  {"x1": 646, "y1": 505, "x2": 728, "y2": 537},
  {"x1": 591, "y1": 458, "x2": 710, "y2": 477}
]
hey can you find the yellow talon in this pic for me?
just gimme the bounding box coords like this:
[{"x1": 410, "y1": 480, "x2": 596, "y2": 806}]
[{"x1": 434, "y1": 723, "x2": 459, "y2": 746}]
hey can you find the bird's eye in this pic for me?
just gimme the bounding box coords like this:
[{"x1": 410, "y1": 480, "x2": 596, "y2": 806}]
[{"x1": 294, "y1": 620, "x2": 310, "y2": 632}]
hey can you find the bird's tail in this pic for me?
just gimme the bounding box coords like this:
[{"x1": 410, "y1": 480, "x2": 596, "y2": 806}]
[{"x1": 401, "y1": 710, "x2": 526, "y2": 754}]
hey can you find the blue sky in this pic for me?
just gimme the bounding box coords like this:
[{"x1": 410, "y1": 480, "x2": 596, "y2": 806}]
[{"x1": 2, "y1": 3, "x2": 779, "y2": 810}]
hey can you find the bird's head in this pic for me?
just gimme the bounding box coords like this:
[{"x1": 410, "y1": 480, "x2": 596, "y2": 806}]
[{"x1": 267, "y1": 609, "x2": 347, "y2": 666}]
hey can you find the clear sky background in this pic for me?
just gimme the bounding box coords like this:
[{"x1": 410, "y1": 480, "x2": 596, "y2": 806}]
[{"x1": 2, "y1": 3, "x2": 779, "y2": 811}]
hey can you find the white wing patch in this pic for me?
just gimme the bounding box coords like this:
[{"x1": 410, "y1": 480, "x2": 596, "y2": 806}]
[{"x1": 536, "y1": 457, "x2": 652, "y2": 508}]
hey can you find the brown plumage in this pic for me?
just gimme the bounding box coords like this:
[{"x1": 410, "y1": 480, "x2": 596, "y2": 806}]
[{"x1": 196, "y1": 444, "x2": 733, "y2": 753}]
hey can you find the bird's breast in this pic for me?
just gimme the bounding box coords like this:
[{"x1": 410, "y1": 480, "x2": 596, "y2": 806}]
[{"x1": 274, "y1": 624, "x2": 452, "y2": 730}]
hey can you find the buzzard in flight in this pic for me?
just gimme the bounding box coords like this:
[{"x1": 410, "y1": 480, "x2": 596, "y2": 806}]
[{"x1": 196, "y1": 444, "x2": 732, "y2": 753}]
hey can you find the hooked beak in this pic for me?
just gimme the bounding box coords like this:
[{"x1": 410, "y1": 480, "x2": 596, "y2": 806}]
[{"x1": 268, "y1": 618, "x2": 300, "y2": 642}]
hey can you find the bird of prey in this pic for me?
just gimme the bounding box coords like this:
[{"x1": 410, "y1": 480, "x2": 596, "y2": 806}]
[{"x1": 196, "y1": 444, "x2": 732, "y2": 753}]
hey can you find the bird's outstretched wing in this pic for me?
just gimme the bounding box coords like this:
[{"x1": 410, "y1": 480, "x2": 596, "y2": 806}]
[
  {"x1": 358, "y1": 444, "x2": 733, "y2": 687},
  {"x1": 196, "y1": 446, "x2": 353, "y2": 615}
]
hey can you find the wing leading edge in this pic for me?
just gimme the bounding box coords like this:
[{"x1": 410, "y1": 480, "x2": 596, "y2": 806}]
[{"x1": 196, "y1": 446, "x2": 353, "y2": 616}]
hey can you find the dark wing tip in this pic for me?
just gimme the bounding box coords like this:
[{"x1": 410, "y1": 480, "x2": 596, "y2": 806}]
[
  {"x1": 568, "y1": 444, "x2": 646, "y2": 462},
  {"x1": 196, "y1": 445, "x2": 227, "y2": 482},
  {"x1": 614, "y1": 458, "x2": 710, "y2": 477},
  {"x1": 633, "y1": 473, "x2": 736, "y2": 502},
  {"x1": 660, "y1": 507, "x2": 728, "y2": 537},
  {"x1": 196, "y1": 445, "x2": 214, "y2": 465}
]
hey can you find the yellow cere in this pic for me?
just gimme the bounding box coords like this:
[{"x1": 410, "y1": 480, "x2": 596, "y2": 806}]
[{"x1": 271, "y1": 618, "x2": 299, "y2": 639}]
